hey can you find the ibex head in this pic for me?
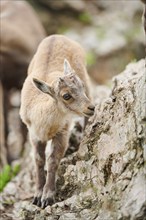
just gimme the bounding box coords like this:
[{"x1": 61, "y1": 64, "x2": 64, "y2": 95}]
[{"x1": 33, "y1": 59, "x2": 95, "y2": 117}]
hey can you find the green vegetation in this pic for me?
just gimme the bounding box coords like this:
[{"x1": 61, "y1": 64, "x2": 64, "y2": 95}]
[
  {"x1": 86, "y1": 51, "x2": 96, "y2": 67},
  {"x1": 0, "y1": 164, "x2": 20, "y2": 192},
  {"x1": 78, "y1": 12, "x2": 91, "y2": 24},
  {"x1": 57, "y1": 26, "x2": 69, "y2": 34}
]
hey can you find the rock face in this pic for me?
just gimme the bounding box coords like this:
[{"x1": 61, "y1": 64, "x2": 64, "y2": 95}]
[{"x1": 0, "y1": 59, "x2": 146, "y2": 219}]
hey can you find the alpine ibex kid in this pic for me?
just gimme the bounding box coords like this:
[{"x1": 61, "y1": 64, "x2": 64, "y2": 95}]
[{"x1": 20, "y1": 35, "x2": 95, "y2": 209}]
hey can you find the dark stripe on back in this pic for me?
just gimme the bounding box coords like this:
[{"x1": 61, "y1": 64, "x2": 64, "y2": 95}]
[{"x1": 46, "y1": 36, "x2": 56, "y2": 74}]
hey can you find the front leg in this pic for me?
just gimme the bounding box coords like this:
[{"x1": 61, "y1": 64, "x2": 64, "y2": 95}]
[
  {"x1": 31, "y1": 139, "x2": 46, "y2": 207},
  {"x1": 41, "y1": 126, "x2": 69, "y2": 209}
]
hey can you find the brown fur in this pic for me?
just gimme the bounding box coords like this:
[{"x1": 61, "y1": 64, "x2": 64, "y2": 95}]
[{"x1": 20, "y1": 35, "x2": 95, "y2": 208}]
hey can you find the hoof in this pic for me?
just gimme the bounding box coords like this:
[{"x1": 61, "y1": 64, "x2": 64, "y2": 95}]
[
  {"x1": 32, "y1": 196, "x2": 42, "y2": 207},
  {"x1": 41, "y1": 197, "x2": 54, "y2": 209}
]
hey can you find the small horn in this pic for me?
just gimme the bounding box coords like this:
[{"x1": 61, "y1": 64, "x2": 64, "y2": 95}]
[{"x1": 64, "y1": 59, "x2": 72, "y2": 75}]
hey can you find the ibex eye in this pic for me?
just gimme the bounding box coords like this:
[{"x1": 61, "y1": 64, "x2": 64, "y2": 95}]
[{"x1": 63, "y1": 93, "x2": 72, "y2": 100}]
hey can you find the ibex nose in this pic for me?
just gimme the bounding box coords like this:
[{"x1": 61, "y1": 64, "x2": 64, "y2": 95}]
[{"x1": 88, "y1": 105, "x2": 95, "y2": 111}]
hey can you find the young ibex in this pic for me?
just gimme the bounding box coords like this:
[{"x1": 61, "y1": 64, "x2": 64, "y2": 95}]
[{"x1": 20, "y1": 35, "x2": 95, "y2": 208}]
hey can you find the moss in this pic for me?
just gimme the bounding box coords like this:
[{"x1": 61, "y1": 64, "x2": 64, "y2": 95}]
[
  {"x1": 82, "y1": 182, "x2": 92, "y2": 192},
  {"x1": 2, "y1": 198, "x2": 15, "y2": 205},
  {"x1": 0, "y1": 164, "x2": 20, "y2": 192}
]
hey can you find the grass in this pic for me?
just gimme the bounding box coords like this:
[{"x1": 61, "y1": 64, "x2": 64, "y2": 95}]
[
  {"x1": 0, "y1": 164, "x2": 20, "y2": 192},
  {"x1": 86, "y1": 51, "x2": 96, "y2": 67}
]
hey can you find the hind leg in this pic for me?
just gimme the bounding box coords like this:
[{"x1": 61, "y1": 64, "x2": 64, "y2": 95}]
[{"x1": 31, "y1": 138, "x2": 46, "y2": 207}]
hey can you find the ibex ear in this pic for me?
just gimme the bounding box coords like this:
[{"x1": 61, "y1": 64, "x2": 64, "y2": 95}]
[
  {"x1": 64, "y1": 59, "x2": 72, "y2": 75},
  {"x1": 32, "y1": 78, "x2": 55, "y2": 98}
]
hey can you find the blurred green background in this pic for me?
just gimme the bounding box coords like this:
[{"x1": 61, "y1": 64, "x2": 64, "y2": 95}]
[{"x1": 27, "y1": 0, "x2": 145, "y2": 84}]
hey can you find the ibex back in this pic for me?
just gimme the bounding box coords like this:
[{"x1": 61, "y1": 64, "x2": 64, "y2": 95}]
[{"x1": 20, "y1": 35, "x2": 95, "y2": 209}]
